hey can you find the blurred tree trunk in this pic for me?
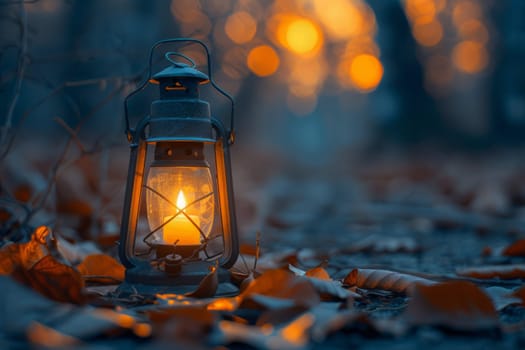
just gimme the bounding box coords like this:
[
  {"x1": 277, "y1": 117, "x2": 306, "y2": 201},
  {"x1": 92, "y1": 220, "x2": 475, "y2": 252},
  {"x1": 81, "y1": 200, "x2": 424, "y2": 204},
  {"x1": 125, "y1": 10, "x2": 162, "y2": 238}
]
[
  {"x1": 368, "y1": 0, "x2": 442, "y2": 145},
  {"x1": 490, "y1": 0, "x2": 525, "y2": 143}
]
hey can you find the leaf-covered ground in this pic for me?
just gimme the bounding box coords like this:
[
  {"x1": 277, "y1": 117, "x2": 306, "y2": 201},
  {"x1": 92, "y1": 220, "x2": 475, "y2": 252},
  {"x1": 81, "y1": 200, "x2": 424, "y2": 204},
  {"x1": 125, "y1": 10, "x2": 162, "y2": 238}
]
[{"x1": 2, "y1": 148, "x2": 525, "y2": 349}]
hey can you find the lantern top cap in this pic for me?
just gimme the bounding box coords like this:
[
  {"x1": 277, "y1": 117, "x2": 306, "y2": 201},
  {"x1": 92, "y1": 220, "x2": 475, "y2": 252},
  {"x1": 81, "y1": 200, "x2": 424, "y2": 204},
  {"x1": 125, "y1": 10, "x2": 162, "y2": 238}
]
[{"x1": 150, "y1": 52, "x2": 210, "y2": 84}]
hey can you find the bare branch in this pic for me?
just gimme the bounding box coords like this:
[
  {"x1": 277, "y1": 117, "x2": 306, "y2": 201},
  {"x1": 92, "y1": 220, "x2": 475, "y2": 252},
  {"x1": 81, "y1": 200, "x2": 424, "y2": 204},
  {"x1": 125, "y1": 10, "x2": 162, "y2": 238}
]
[
  {"x1": 22, "y1": 83, "x2": 128, "y2": 226},
  {"x1": 0, "y1": 0, "x2": 39, "y2": 5},
  {"x1": 1, "y1": 2, "x2": 28, "y2": 156},
  {"x1": 53, "y1": 117, "x2": 86, "y2": 153}
]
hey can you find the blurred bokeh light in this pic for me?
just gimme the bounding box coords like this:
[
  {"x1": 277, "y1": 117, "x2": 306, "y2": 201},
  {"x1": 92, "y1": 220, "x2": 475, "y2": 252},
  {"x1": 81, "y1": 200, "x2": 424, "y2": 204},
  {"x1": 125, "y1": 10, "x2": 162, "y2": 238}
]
[{"x1": 1, "y1": 0, "x2": 524, "y2": 169}]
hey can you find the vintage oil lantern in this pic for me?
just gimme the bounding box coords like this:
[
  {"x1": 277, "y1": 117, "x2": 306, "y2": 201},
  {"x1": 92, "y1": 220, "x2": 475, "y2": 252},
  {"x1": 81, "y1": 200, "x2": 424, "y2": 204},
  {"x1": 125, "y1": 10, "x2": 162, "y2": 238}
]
[{"x1": 119, "y1": 39, "x2": 239, "y2": 295}]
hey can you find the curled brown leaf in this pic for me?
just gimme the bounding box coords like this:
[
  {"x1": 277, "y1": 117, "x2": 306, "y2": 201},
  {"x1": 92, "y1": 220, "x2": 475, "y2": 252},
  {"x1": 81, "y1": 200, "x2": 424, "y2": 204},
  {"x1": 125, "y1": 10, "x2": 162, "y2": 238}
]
[
  {"x1": 76, "y1": 254, "x2": 125, "y2": 284},
  {"x1": 241, "y1": 269, "x2": 320, "y2": 310},
  {"x1": 404, "y1": 281, "x2": 499, "y2": 331},
  {"x1": 456, "y1": 264, "x2": 525, "y2": 280},
  {"x1": 185, "y1": 265, "x2": 219, "y2": 298},
  {"x1": 502, "y1": 239, "x2": 525, "y2": 257},
  {"x1": 344, "y1": 268, "x2": 435, "y2": 293},
  {"x1": 13, "y1": 255, "x2": 85, "y2": 304}
]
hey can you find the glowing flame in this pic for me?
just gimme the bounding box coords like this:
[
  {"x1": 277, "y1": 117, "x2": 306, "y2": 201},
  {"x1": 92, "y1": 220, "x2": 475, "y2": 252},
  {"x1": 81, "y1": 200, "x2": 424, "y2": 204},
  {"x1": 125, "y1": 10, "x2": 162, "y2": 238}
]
[{"x1": 176, "y1": 190, "x2": 187, "y2": 209}]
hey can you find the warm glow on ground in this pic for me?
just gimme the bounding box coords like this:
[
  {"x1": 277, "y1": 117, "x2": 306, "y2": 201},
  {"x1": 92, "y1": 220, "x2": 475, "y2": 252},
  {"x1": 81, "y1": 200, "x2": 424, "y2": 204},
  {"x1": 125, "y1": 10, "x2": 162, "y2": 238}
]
[
  {"x1": 280, "y1": 314, "x2": 314, "y2": 345},
  {"x1": 349, "y1": 54, "x2": 384, "y2": 92},
  {"x1": 412, "y1": 19, "x2": 443, "y2": 47},
  {"x1": 312, "y1": 0, "x2": 364, "y2": 40},
  {"x1": 452, "y1": 40, "x2": 488, "y2": 74},
  {"x1": 283, "y1": 17, "x2": 322, "y2": 55},
  {"x1": 247, "y1": 45, "x2": 280, "y2": 77},
  {"x1": 225, "y1": 11, "x2": 257, "y2": 44},
  {"x1": 133, "y1": 323, "x2": 152, "y2": 338}
]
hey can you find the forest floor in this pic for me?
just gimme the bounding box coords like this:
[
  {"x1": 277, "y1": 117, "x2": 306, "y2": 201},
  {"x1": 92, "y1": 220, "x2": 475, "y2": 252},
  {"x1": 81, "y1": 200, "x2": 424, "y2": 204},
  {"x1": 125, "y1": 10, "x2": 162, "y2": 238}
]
[{"x1": 2, "y1": 147, "x2": 525, "y2": 349}]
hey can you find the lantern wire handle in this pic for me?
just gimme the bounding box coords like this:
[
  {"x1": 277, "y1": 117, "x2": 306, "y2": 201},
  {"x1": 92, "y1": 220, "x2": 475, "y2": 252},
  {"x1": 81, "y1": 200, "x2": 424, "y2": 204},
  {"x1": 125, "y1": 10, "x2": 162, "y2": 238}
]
[
  {"x1": 124, "y1": 38, "x2": 236, "y2": 144},
  {"x1": 164, "y1": 52, "x2": 196, "y2": 68}
]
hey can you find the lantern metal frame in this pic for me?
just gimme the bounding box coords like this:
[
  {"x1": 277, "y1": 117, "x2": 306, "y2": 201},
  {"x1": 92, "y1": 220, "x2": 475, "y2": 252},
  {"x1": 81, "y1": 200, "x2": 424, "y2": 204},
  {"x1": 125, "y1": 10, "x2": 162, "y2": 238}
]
[{"x1": 118, "y1": 38, "x2": 239, "y2": 295}]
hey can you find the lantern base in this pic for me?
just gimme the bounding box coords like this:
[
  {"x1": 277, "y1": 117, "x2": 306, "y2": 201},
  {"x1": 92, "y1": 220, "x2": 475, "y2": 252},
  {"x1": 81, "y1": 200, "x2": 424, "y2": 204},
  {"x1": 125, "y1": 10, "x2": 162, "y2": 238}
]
[{"x1": 116, "y1": 261, "x2": 238, "y2": 297}]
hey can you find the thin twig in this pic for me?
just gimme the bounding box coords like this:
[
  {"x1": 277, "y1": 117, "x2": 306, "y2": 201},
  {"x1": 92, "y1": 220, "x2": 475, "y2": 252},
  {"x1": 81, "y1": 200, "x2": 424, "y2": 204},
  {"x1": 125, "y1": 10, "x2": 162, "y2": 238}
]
[
  {"x1": 254, "y1": 231, "x2": 261, "y2": 271},
  {"x1": 1, "y1": 2, "x2": 27, "y2": 155},
  {"x1": 0, "y1": 76, "x2": 133, "y2": 161},
  {"x1": 0, "y1": 0, "x2": 39, "y2": 5},
  {"x1": 53, "y1": 117, "x2": 86, "y2": 153},
  {"x1": 22, "y1": 84, "x2": 127, "y2": 226}
]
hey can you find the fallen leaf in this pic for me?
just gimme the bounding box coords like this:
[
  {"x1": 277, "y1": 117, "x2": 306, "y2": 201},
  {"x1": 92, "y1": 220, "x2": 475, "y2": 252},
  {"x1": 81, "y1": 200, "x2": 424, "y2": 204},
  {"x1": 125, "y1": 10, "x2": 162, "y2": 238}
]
[
  {"x1": 344, "y1": 268, "x2": 435, "y2": 293},
  {"x1": 301, "y1": 276, "x2": 360, "y2": 301},
  {"x1": 0, "y1": 243, "x2": 21, "y2": 274},
  {"x1": 56, "y1": 236, "x2": 102, "y2": 265},
  {"x1": 13, "y1": 255, "x2": 85, "y2": 304},
  {"x1": 288, "y1": 264, "x2": 358, "y2": 300},
  {"x1": 241, "y1": 269, "x2": 320, "y2": 310},
  {"x1": 502, "y1": 239, "x2": 525, "y2": 257},
  {"x1": 206, "y1": 297, "x2": 241, "y2": 312},
  {"x1": 456, "y1": 264, "x2": 525, "y2": 279},
  {"x1": 288, "y1": 263, "x2": 332, "y2": 281},
  {"x1": 288, "y1": 264, "x2": 307, "y2": 276},
  {"x1": 76, "y1": 254, "x2": 125, "y2": 284},
  {"x1": 185, "y1": 265, "x2": 219, "y2": 298},
  {"x1": 511, "y1": 285, "x2": 525, "y2": 306},
  {"x1": 0, "y1": 276, "x2": 141, "y2": 340},
  {"x1": 146, "y1": 306, "x2": 216, "y2": 347},
  {"x1": 305, "y1": 266, "x2": 330, "y2": 280},
  {"x1": 230, "y1": 249, "x2": 297, "y2": 276},
  {"x1": 247, "y1": 294, "x2": 300, "y2": 310},
  {"x1": 0, "y1": 226, "x2": 85, "y2": 304},
  {"x1": 309, "y1": 302, "x2": 364, "y2": 342},
  {"x1": 216, "y1": 312, "x2": 314, "y2": 350},
  {"x1": 256, "y1": 306, "x2": 309, "y2": 327},
  {"x1": 27, "y1": 322, "x2": 80, "y2": 348},
  {"x1": 0, "y1": 226, "x2": 52, "y2": 274},
  {"x1": 404, "y1": 280, "x2": 499, "y2": 331},
  {"x1": 484, "y1": 286, "x2": 522, "y2": 311}
]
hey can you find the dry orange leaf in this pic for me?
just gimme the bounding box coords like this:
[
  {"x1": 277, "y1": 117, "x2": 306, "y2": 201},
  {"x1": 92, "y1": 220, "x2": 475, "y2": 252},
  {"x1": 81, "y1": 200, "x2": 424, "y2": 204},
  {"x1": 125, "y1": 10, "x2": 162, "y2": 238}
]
[
  {"x1": 502, "y1": 239, "x2": 525, "y2": 257},
  {"x1": 456, "y1": 264, "x2": 525, "y2": 279},
  {"x1": 0, "y1": 226, "x2": 84, "y2": 304},
  {"x1": 218, "y1": 312, "x2": 314, "y2": 350},
  {"x1": 305, "y1": 266, "x2": 331, "y2": 280},
  {"x1": 512, "y1": 285, "x2": 525, "y2": 306},
  {"x1": 13, "y1": 255, "x2": 85, "y2": 304},
  {"x1": 344, "y1": 268, "x2": 435, "y2": 293},
  {"x1": 76, "y1": 254, "x2": 125, "y2": 283},
  {"x1": 241, "y1": 269, "x2": 320, "y2": 310},
  {"x1": 0, "y1": 226, "x2": 52, "y2": 274},
  {"x1": 404, "y1": 280, "x2": 499, "y2": 331},
  {"x1": 185, "y1": 265, "x2": 219, "y2": 298}
]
